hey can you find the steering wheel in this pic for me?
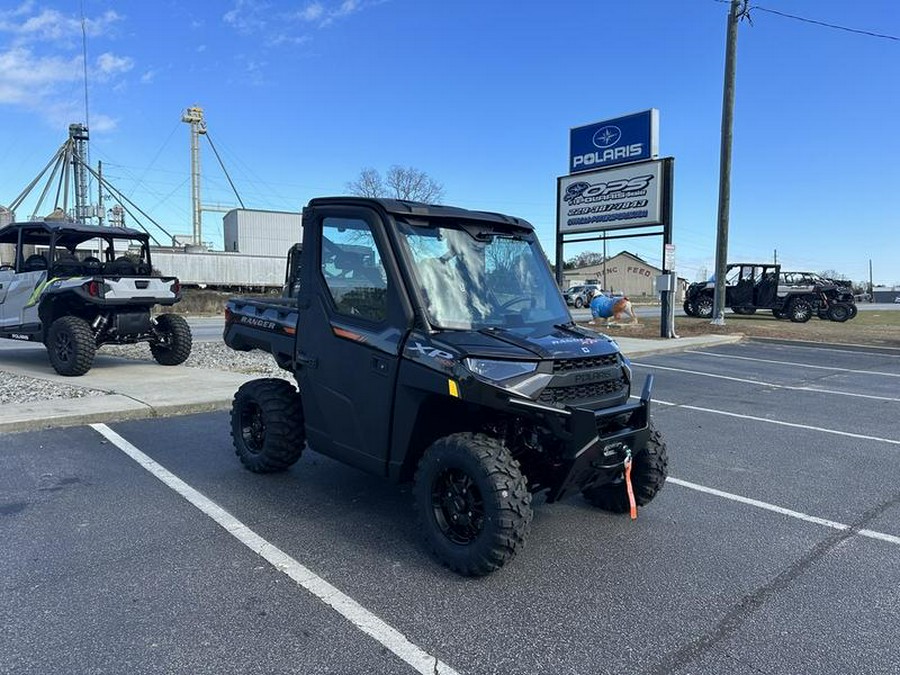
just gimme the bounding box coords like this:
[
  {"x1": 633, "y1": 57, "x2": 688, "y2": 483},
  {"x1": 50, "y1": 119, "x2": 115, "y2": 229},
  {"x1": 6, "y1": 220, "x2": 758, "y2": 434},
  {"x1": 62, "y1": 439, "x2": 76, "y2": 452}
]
[{"x1": 500, "y1": 296, "x2": 533, "y2": 311}]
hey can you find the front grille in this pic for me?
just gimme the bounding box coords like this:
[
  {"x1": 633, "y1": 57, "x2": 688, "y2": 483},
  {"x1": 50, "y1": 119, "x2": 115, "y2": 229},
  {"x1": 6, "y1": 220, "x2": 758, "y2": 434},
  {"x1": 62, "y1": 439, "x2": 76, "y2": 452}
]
[
  {"x1": 538, "y1": 376, "x2": 627, "y2": 406},
  {"x1": 552, "y1": 354, "x2": 619, "y2": 373}
]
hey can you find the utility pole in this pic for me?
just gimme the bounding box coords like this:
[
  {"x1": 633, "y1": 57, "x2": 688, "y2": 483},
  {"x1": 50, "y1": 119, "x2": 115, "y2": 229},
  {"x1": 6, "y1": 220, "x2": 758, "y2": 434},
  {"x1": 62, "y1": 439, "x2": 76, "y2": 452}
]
[
  {"x1": 869, "y1": 258, "x2": 873, "y2": 301},
  {"x1": 711, "y1": 0, "x2": 747, "y2": 325},
  {"x1": 774, "y1": 248, "x2": 777, "y2": 264}
]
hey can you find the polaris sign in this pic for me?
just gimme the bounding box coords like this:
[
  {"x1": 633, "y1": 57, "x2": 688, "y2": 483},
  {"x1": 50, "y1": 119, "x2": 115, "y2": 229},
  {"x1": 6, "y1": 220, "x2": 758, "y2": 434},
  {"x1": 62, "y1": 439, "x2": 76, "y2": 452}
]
[{"x1": 569, "y1": 110, "x2": 659, "y2": 174}]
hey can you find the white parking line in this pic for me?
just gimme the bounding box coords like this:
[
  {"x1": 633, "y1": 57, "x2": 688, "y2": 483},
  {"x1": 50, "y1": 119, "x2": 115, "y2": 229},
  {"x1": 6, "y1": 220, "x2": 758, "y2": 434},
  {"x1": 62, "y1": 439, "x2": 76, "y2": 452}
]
[
  {"x1": 90, "y1": 423, "x2": 460, "y2": 675},
  {"x1": 687, "y1": 351, "x2": 900, "y2": 378},
  {"x1": 633, "y1": 363, "x2": 900, "y2": 403},
  {"x1": 647, "y1": 397, "x2": 900, "y2": 446},
  {"x1": 668, "y1": 477, "x2": 900, "y2": 547},
  {"x1": 754, "y1": 341, "x2": 900, "y2": 358}
]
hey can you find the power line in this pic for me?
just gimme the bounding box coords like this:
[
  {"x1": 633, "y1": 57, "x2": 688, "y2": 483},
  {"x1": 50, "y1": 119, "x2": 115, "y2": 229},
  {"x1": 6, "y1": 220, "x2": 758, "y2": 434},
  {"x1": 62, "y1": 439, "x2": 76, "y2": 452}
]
[
  {"x1": 752, "y1": 5, "x2": 898, "y2": 41},
  {"x1": 714, "y1": 0, "x2": 900, "y2": 41}
]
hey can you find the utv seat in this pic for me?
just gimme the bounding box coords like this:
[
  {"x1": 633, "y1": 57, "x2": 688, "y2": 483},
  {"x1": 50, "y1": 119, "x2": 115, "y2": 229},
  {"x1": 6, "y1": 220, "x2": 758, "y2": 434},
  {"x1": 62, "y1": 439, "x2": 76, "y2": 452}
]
[
  {"x1": 51, "y1": 254, "x2": 83, "y2": 277},
  {"x1": 83, "y1": 256, "x2": 104, "y2": 274},
  {"x1": 22, "y1": 254, "x2": 48, "y2": 272},
  {"x1": 108, "y1": 257, "x2": 137, "y2": 275}
]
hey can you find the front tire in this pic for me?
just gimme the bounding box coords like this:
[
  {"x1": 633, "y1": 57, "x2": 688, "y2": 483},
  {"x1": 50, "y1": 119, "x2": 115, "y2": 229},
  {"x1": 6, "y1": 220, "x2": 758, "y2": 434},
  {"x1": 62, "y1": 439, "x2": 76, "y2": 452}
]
[
  {"x1": 827, "y1": 303, "x2": 851, "y2": 322},
  {"x1": 46, "y1": 316, "x2": 96, "y2": 376},
  {"x1": 695, "y1": 296, "x2": 713, "y2": 319},
  {"x1": 150, "y1": 314, "x2": 192, "y2": 366},
  {"x1": 582, "y1": 425, "x2": 668, "y2": 513},
  {"x1": 413, "y1": 433, "x2": 532, "y2": 577},
  {"x1": 574, "y1": 297, "x2": 584, "y2": 309},
  {"x1": 788, "y1": 298, "x2": 813, "y2": 323},
  {"x1": 231, "y1": 378, "x2": 305, "y2": 473}
]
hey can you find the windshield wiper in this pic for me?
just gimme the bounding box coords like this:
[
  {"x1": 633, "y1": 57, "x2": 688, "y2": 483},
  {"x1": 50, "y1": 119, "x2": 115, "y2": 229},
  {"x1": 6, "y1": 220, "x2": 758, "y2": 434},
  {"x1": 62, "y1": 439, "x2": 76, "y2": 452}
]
[{"x1": 554, "y1": 322, "x2": 585, "y2": 335}]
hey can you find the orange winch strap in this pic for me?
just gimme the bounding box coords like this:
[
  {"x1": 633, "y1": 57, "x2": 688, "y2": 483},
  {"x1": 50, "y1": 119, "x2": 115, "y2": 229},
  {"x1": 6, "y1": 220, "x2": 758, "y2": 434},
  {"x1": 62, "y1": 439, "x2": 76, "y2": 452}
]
[{"x1": 624, "y1": 455, "x2": 637, "y2": 521}]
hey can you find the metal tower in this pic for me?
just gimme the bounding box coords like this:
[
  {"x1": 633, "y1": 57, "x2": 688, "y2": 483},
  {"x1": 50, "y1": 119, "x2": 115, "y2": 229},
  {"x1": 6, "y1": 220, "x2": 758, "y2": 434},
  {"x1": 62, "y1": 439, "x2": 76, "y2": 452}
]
[
  {"x1": 181, "y1": 106, "x2": 207, "y2": 246},
  {"x1": 69, "y1": 123, "x2": 91, "y2": 223}
]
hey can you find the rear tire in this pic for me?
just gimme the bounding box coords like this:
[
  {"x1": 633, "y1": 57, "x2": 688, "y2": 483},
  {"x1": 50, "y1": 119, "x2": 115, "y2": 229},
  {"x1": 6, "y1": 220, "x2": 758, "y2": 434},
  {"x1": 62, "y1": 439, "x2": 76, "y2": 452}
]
[
  {"x1": 413, "y1": 433, "x2": 532, "y2": 577},
  {"x1": 683, "y1": 300, "x2": 696, "y2": 317},
  {"x1": 582, "y1": 425, "x2": 668, "y2": 513},
  {"x1": 46, "y1": 316, "x2": 96, "y2": 376},
  {"x1": 574, "y1": 297, "x2": 584, "y2": 309},
  {"x1": 848, "y1": 304, "x2": 858, "y2": 319},
  {"x1": 150, "y1": 314, "x2": 192, "y2": 366},
  {"x1": 231, "y1": 378, "x2": 305, "y2": 473}
]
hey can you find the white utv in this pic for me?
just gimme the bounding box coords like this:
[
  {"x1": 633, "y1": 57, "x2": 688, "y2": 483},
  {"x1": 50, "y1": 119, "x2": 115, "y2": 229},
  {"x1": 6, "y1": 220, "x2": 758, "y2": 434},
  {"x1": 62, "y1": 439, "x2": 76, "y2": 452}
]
[{"x1": 0, "y1": 220, "x2": 191, "y2": 376}]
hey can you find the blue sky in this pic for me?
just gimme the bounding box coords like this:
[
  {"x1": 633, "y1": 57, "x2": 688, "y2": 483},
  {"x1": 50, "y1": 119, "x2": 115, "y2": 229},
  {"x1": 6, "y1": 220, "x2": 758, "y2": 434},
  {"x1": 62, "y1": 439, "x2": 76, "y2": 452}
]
[{"x1": 0, "y1": 0, "x2": 897, "y2": 285}]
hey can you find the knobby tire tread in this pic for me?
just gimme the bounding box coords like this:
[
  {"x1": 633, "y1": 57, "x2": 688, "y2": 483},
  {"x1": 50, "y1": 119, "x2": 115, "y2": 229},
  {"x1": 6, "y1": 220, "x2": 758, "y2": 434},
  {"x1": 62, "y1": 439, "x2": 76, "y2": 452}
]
[
  {"x1": 47, "y1": 316, "x2": 96, "y2": 376},
  {"x1": 413, "y1": 432, "x2": 532, "y2": 577},
  {"x1": 583, "y1": 426, "x2": 668, "y2": 513},
  {"x1": 150, "y1": 314, "x2": 193, "y2": 365},
  {"x1": 231, "y1": 378, "x2": 305, "y2": 473}
]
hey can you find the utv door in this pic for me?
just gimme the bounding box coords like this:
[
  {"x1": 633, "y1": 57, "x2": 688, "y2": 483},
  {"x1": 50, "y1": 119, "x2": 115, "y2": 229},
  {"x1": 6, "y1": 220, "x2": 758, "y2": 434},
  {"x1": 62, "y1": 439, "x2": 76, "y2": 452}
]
[
  {"x1": 293, "y1": 204, "x2": 412, "y2": 476},
  {"x1": 0, "y1": 226, "x2": 48, "y2": 330},
  {"x1": 729, "y1": 265, "x2": 756, "y2": 307},
  {"x1": 754, "y1": 266, "x2": 779, "y2": 307}
]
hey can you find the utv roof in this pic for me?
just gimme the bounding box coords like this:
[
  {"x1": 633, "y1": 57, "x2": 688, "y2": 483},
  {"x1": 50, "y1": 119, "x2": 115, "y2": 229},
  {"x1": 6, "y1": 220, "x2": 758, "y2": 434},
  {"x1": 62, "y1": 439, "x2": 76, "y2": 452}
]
[
  {"x1": 306, "y1": 196, "x2": 534, "y2": 231},
  {"x1": 0, "y1": 220, "x2": 148, "y2": 243}
]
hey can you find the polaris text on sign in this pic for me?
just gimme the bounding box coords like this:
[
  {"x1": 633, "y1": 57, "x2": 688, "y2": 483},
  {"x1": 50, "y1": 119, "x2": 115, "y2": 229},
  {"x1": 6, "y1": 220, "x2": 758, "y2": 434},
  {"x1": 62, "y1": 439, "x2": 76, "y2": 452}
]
[{"x1": 569, "y1": 109, "x2": 659, "y2": 174}]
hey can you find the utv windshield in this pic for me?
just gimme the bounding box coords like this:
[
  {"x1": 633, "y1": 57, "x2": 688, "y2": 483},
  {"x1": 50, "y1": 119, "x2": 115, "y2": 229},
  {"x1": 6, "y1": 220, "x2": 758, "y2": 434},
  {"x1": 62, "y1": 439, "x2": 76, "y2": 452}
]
[{"x1": 397, "y1": 220, "x2": 570, "y2": 330}]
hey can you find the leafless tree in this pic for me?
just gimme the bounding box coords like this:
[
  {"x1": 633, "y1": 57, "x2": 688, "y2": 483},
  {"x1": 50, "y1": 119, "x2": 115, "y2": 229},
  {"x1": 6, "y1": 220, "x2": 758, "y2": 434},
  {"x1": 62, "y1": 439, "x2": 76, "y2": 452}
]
[
  {"x1": 346, "y1": 165, "x2": 444, "y2": 203},
  {"x1": 566, "y1": 251, "x2": 605, "y2": 269},
  {"x1": 345, "y1": 168, "x2": 385, "y2": 198}
]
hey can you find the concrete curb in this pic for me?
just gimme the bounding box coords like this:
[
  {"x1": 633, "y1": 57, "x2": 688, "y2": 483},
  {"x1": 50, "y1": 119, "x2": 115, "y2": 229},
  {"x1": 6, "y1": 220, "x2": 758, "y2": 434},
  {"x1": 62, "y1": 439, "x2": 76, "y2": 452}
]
[
  {"x1": 616, "y1": 334, "x2": 744, "y2": 359},
  {"x1": 0, "y1": 395, "x2": 235, "y2": 434}
]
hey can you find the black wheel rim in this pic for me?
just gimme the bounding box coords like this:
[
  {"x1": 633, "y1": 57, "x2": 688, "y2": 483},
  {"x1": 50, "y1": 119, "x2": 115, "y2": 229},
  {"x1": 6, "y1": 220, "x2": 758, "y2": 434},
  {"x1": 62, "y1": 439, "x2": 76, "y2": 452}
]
[
  {"x1": 431, "y1": 468, "x2": 485, "y2": 545},
  {"x1": 239, "y1": 403, "x2": 266, "y2": 454},
  {"x1": 697, "y1": 298, "x2": 713, "y2": 317},
  {"x1": 832, "y1": 306, "x2": 849, "y2": 320},
  {"x1": 55, "y1": 331, "x2": 73, "y2": 363}
]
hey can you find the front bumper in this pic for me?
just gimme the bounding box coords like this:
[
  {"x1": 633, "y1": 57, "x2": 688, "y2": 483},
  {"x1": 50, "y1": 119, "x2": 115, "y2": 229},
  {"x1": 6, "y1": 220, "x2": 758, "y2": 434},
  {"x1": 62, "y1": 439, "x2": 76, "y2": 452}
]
[{"x1": 539, "y1": 375, "x2": 654, "y2": 503}]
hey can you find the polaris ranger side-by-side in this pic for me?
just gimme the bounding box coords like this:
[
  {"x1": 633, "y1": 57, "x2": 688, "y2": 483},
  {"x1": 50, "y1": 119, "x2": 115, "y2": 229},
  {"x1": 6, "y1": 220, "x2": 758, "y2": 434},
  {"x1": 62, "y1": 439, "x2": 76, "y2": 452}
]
[
  {"x1": 224, "y1": 197, "x2": 668, "y2": 576},
  {"x1": 0, "y1": 220, "x2": 191, "y2": 376}
]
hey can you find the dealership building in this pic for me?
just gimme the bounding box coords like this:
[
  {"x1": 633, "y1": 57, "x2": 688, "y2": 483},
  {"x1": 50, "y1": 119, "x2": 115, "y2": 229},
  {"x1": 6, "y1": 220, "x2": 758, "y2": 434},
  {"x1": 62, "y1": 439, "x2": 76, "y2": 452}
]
[{"x1": 562, "y1": 251, "x2": 687, "y2": 301}]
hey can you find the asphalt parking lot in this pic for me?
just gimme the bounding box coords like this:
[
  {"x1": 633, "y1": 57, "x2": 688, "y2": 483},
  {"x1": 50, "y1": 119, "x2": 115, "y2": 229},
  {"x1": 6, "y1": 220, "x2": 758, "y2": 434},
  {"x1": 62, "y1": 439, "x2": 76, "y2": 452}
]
[{"x1": 2, "y1": 339, "x2": 899, "y2": 674}]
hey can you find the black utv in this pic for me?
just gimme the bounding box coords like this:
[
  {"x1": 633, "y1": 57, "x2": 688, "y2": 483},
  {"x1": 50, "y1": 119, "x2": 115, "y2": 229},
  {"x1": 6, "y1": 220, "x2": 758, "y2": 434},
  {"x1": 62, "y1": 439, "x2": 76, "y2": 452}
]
[
  {"x1": 683, "y1": 263, "x2": 857, "y2": 323},
  {"x1": 224, "y1": 197, "x2": 668, "y2": 576}
]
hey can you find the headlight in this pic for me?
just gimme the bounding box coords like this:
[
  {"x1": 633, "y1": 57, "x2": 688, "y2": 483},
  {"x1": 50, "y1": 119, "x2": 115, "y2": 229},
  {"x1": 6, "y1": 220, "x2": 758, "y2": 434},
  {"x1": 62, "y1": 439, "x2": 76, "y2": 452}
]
[
  {"x1": 464, "y1": 358, "x2": 537, "y2": 382},
  {"x1": 621, "y1": 355, "x2": 633, "y2": 384}
]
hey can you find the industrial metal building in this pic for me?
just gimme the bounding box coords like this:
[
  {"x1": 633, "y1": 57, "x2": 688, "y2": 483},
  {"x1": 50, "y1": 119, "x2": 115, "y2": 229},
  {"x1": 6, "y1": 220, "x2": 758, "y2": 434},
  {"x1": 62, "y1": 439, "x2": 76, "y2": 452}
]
[
  {"x1": 224, "y1": 208, "x2": 302, "y2": 256},
  {"x1": 562, "y1": 251, "x2": 687, "y2": 300}
]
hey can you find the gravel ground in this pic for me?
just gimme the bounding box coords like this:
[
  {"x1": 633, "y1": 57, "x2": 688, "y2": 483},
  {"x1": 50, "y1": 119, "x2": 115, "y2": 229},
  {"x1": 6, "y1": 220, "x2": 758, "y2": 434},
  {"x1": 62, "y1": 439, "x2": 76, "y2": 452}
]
[
  {"x1": 0, "y1": 373, "x2": 105, "y2": 405},
  {"x1": 103, "y1": 341, "x2": 289, "y2": 377},
  {"x1": 0, "y1": 343, "x2": 285, "y2": 406}
]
